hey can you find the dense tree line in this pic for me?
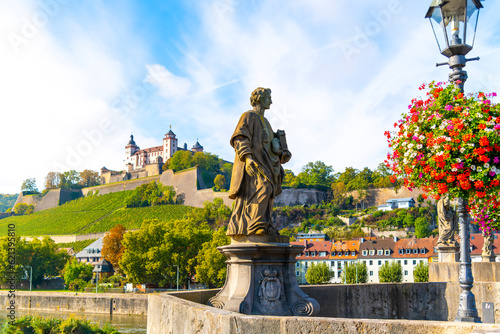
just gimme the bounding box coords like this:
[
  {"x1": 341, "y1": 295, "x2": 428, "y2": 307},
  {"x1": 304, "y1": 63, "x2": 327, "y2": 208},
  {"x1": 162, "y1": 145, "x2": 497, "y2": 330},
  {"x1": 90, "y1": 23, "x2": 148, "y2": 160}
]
[{"x1": 0, "y1": 194, "x2": 17, "y2": 213}]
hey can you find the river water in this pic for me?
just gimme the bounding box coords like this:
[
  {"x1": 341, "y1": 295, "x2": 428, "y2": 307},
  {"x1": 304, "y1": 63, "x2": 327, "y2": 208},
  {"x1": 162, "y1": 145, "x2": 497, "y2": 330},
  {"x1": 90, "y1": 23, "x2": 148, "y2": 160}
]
[{"x1": 0, "y1": 310, "x2": 147, "y2": 333}]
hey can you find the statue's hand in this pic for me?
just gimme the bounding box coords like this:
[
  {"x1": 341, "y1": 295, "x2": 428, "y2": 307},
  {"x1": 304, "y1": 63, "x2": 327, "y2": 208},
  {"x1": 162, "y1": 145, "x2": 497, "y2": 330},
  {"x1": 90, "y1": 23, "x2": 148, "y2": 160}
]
[
  {"x1": 271, "y1": 138, "x2": 282, "y2": 155},
  {"x1": 245, "y1": 157, "x2": 259, "y2": 177}
]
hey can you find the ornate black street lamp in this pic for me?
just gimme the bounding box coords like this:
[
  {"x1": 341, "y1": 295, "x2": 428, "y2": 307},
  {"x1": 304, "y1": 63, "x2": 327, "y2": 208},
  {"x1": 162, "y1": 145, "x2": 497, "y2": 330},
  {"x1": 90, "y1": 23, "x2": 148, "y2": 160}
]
[{"x1": 425, "y1": 0, "x2": 484, "y2": 323}]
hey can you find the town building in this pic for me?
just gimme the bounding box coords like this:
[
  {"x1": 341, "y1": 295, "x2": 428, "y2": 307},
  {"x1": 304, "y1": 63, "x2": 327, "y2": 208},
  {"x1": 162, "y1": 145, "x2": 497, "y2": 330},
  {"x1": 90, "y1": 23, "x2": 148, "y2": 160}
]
[
  {"x1": 296, "y1": 232, "x2": 327, "y2": 242},
  {"x1": 357, "y1": 237, "x2": 396, "y2": 283},
  {"x1": 291, "y1": 240, "x2": 333, "y2": 284},
  {"x1": 75, "y1": 238, "x2": 104, "y2": 268},
  {"x1": 329, "y1": 239, "x2": 360, "y2": 283},
  {"x1": 377, "y1": 198, "x2": 415, "y2": 211},
  {"x1": 393, "y1": 236, "x2": 437, "y2": 282}
]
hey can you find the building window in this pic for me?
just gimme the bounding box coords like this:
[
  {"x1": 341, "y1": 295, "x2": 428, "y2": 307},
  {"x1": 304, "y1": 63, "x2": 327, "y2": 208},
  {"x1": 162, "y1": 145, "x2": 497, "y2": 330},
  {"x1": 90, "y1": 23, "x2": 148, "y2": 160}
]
[
  {"x1": 369, "y1": 260, "x2": 373, "y2": 266},
  {"x1": 413, "y1": 260, "x2": 416, "y2": 265},
  {"x1": 296, "y1": 262, "x2": 300, "y2": 267},
  {"x1": 420, "y1": 248, "x2": 425, "y2": 254},
  {"x1": 351, "y1": 251, "x2": 356, "y2": 256},
  {"x1": 413, "y1": 249, "x2": 418, "y2": 254},
  {"x1": 305, "y1": 252, "x2": 309, "y2": 257},
  {"x1": 362, "y1": 250, "x2": 367, "y2": 256},
  {"x1": 377, "y1": 250, "x2": 383, "y2": 256},
  {"x1": 404, "y1": 270, "x2": 408, "y2": 276},
  {"x1": 363, "y1": 261, "x2": 367, "y2": 265},
  {"x1": 404, "y1": 260, "x2": 408, "y2": 265},
  {"x1": 378, "y1": 260, "x2": 382, "y2": 265},
  {"x1": 406, "y1": 249, "x2": 410, "y2": 254},
  {"x1": 369, "y1": 250, "x2": 375, "y2": 255},
  {"x1": 385, "y1": 249, "x2": 390, "y2": 256},
  {"x1": 296, "y1": 271, "x2": 300, "y2": 276},
  {"x1": 420, "y1": 260, "x2": 424, "y2": 264},
  {"x1": 399, "y1": 249, "x2": 404, "y2": 254},
  {"x1": 398, "y1": 260, "x2": 401, "y2": 264},
  {"x1": 369, "y1": 271, "x2": 373, "y2": 276},
  {"x1": 320, "y1": 252, "x2": 326, "y2": 257},
  {"x1": 471, "y1": 236, "x2": 475, "y2": 240}
]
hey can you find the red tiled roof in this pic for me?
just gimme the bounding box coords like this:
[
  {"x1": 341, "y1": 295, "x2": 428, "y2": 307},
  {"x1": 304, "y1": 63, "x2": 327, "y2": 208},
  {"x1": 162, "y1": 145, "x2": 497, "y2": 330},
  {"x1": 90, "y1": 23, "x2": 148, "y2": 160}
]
[
  {"x1": 470, "y1": 233, "x2": 500, "y2": 255},
  {"x1": 393, "y1": 236, "x2": 438, "y2": 258},
  {"x1": 291, "y1": 240, "x2": 332, "y2": 260},
  {"x1": 329, "y1": 240, "x2": 360, "y2": 260}
]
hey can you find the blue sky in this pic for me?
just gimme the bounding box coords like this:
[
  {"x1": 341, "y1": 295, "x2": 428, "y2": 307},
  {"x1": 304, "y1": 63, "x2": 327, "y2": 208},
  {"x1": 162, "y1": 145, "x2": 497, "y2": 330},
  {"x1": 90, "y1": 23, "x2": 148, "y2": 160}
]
[{"x1": 1, "y1": 0, "x2": 499, "y2": 194}]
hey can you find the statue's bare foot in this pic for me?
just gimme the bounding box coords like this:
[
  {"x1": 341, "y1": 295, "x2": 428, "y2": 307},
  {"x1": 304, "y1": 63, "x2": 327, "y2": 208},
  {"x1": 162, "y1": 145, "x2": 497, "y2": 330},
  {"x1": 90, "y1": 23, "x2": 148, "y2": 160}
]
[{"x1": 255, "y1": 228, "x2": 266, "y2": 235}]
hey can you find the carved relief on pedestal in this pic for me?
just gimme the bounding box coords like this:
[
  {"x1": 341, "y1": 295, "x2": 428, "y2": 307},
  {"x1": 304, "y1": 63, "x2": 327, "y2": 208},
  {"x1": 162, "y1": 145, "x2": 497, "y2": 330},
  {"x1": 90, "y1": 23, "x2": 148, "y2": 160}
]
[{"x1": 257, "y1": 268, "x2": 286, "y2": 314}]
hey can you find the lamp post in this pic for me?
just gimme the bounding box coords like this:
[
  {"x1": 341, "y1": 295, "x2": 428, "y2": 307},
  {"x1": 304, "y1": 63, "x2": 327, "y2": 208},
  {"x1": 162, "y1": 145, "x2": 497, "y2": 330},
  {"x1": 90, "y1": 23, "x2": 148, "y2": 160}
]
[
  {"x1": 174, "y1": 265, "x2": 179, "y2": 291},
  {"x1": 25, "y1": 266, "x2": 32, "y2": 292},
  {"x1": 426, "y1": 0, "x2": 484, "y2": 323}
]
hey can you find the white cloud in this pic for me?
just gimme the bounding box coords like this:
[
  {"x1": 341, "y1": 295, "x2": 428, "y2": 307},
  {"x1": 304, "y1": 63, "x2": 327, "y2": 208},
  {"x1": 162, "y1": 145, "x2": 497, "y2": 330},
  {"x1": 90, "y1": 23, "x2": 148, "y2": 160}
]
[{"x1": 146, "y1": 64, "x2": 192, "y2": 99}]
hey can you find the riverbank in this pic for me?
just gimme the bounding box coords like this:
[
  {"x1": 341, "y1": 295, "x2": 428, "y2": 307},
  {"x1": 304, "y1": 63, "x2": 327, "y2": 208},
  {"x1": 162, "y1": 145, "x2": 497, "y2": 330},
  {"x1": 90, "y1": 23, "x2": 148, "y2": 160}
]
[{"x1": 0, "y1": 291, "x2": 147, "y2": 315}]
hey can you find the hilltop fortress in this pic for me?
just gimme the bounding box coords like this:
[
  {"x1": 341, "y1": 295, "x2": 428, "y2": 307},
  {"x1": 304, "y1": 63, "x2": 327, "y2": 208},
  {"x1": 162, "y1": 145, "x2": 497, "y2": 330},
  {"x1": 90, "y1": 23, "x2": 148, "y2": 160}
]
[{"x1": 101, "y1": 129, "x2": 204, "y2": 184}]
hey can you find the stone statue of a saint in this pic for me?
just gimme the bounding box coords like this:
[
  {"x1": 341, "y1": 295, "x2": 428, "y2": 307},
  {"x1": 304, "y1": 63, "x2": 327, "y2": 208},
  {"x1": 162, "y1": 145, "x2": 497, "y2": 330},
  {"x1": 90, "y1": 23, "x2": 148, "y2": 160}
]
[
  {"x1": 227, "y1": 87, "x2": 291, "y2": 236},
  {"x1": 482, "y1": 230, "x2": 494, "y2": 257},
  {"x1": 437, "y1": 196, "x2": 458, "y2": 247}
]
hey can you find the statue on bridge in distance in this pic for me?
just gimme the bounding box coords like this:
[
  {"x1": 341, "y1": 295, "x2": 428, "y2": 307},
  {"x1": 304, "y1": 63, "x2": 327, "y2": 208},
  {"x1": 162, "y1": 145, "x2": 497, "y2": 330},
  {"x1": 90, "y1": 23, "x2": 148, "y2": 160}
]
[{"x1": 437, "y1": 195, "x2": 458, "y2": 247}]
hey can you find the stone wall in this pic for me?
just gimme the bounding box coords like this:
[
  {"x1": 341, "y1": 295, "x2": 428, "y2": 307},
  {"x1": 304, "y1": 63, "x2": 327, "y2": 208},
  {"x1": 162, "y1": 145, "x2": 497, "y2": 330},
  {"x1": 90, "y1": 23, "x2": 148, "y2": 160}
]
[
  {"x1": 274, "y1": 188, "x2": 327, "y2": 207},
  {"x1": 25, "y1": 231, "x2": 107, "y2": 244},
  {"x1": 430, "y1": 262, "x2": 500, "y2": 283},
  {"x1": 0, "y1": 291, "x2": 147, "y2": 315},
  {"x1": 148, "y1": 287, "x2": 498, "y2": 334},
  {"x1": 14, "y1": 189, "x2": 83, "y2": 213},
  {"x1": 81, "y1": 176, "x2": 161, "y2": 196}
]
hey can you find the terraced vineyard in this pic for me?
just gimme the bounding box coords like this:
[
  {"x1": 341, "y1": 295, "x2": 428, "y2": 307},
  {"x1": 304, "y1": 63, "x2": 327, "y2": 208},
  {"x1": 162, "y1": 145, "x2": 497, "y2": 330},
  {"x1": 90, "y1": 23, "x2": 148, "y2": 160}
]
[
  {"x1": 0, "y1": 191, "x2": 193, "y2": 237},
  {"x1": 57, "y1": 239, "x2": 97, "y2": 252}
]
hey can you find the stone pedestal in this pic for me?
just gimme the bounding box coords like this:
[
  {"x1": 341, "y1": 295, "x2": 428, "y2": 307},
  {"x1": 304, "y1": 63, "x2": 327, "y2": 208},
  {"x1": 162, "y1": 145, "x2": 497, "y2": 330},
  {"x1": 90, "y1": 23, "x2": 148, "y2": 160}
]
[
  {"x1": 482, "y1": 255, "x2": 496, "y2": 262},
  {"x1": 208, "y1": 235, "x2": 320, "y2": 316},
  {"x1": 436, "y1": 245, "x2": 460, "y2": 262}
]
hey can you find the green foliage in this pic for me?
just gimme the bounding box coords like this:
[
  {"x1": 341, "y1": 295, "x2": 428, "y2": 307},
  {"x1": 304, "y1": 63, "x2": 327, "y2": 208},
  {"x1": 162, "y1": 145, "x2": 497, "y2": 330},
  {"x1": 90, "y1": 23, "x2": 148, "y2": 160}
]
[
  {"x1": 379, "y1": 261, "x2": 403, "y2": 283},
  {"x1": 415, "y1": 217, "x2": 432, "y2": 238},
  {"x1": 413, "y1": 261, "x2": 429, "y2": 282},
  {"x1": 120, "y1": 219, "x2": 213, "y2": 287},
  {"x1": 341, "y1": 262, "x2": 368, "y2": 284},
  {"x1": 188, "y1": 198, "x2": 231, "y2": 228},
  {"x1": 13, "y1": 203, "x2": 34, "y2": 215},
  {"x1": 0, "y1": 236, "x2": 69, "y2": 285},
  {"x1": 213, "y1": 174, "x2": 227, "y2": 191},
  {"x1": 59, "y1": 170, "x2": 81, "y2": 189},
  {"x1": 323, "y1": 226, "x2": 365, "y2": 241},
  {"x1": 298, "y1": 161, "x2": 334, "y2": 187},
  {"x1": 195, "y1": 227, "x2": 230, "y2": 288},
  {"x1": 0, "y1": 194, "x2": 17, "y2": 213},
  {"x1": 0, "y1": 191, "x2": 191, "y2": 236},
  {"x1": 167, "y1": 150, "x2": 194, "y2": 171},
  {"x1": 62, "y1": 258, "x2": 94, "y2": 288},
  {"x1": 124, "y1": 181, "x2": 176, "y2": 208},
  {"x1": 68, "y1": 278, "x2": 89, "y2": 292},
  {"x1": 21, "y1": 178, "x2": 38, "y2": 193},
  {"x1": 305, "y1": 262, "x2": 334, "y2": 284},
  {"x1": 1, "y1": 314, "x2": 119, "y2": 334}
]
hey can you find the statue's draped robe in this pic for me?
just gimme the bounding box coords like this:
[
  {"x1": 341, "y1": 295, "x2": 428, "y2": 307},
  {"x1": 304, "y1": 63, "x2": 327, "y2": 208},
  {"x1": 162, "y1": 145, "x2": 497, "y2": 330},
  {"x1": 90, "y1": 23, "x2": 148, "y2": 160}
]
[
  {"x1": 437, "y1": 199, "x2": 458, "y2": 245},
  {"x1": 227, "y1": 111, "x2": 284, "y2": 236}
]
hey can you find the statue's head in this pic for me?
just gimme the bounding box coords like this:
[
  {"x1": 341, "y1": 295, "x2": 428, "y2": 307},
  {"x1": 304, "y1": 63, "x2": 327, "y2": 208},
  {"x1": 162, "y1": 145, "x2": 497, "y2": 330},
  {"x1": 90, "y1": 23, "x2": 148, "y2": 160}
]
[{"x1": 250, "y1": 87, "x2": 272, "y2": 108}]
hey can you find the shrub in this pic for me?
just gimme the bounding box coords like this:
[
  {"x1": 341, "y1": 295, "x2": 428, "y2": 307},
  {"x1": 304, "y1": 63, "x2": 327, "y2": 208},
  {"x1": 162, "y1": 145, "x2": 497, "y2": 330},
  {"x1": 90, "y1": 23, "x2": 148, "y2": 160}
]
[
  {"x1": 413, "y1": 262, "x2": 429, "y2": 282},
  {"x1": 305, "y1": 262, "x2": 334, "y2": 284},
  {"x1": 341, "y1": 262, "x2": 368, "y2": 284},
  {"x1": 379, "y1": 261, "x2": 403, "y2": 283},
  {"x1": 68, "y1": 278, "x2": 88, "y2": 292}
]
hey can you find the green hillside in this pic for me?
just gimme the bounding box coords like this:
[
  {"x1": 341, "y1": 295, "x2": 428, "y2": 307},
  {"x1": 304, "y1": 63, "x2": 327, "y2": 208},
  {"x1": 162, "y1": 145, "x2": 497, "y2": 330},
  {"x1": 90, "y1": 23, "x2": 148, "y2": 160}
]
[{"x1": 0, "y1": 191, "x2": 193, "y2": 237}]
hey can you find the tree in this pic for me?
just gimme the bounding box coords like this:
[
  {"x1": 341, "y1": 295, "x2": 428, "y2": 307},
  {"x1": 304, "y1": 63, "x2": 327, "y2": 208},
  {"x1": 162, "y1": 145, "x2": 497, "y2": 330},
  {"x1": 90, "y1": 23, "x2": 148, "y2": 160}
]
[
  {"x1": 195, "y1": 227, "x2": 230, "y2": 288},
  {"x1": 62, "y1": 258, "x2": 94, "y2": 290},
  {"x1": 79, "y1": 169, "x2": 100, "y2": 187},
  {"x1": 378, "y1": 261, "x2": 403, "y2": 283},
  {"x1": 0, "y1": 236, "x2": 69, "y2": 285},
  {"x1": 13, "y1": 203, "x2": 34, "y2": 215},
  {"x1": 44, "y1": 172, "x2": 61, "y2": 190},
  {"x1": 188, "y1": 198, "x2": 232, "y2": 227},
  {"x1": 298, "y1": 161, "x2": 334, "y2": 187},
  {"x1": 59, "y1": 170, "x2": 81, "y2": 189},
  {"x1": 21, "y1": 178, "x2": 38, "y2": 193},
  {"x1": 193, "y1": 152, "x2": 220, "y2": 172},
  {"x1": 413, "y1": 261, "x2": 429, "y2": 282},
  {"x1": 124, "y1": 181, "x2": 177, "y2": 208},
  {"x1": 102, "y1": 224, "x2": 126, "y2": 273},
  {"x1": 341, "y1": 262, "x2": 368, "y2": 284},
  {"x1": 305, "y1": 262, "x2": 334, "y2": 284},
  {"x1": 220, "y1": 163, "x2": 233, "y2": 177},
  {"x1": 213, "y1": 174, "x2": 227, "y2": 191},
  {"x1": 120, "y1": 219, "x2": 212, "y2": 287},
  {"x1": 167, "y1": 150, "x2": 194, "y2": 171},
  {"x1": 415, "y1": 217, "x2": 431, "y2": 238}
]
